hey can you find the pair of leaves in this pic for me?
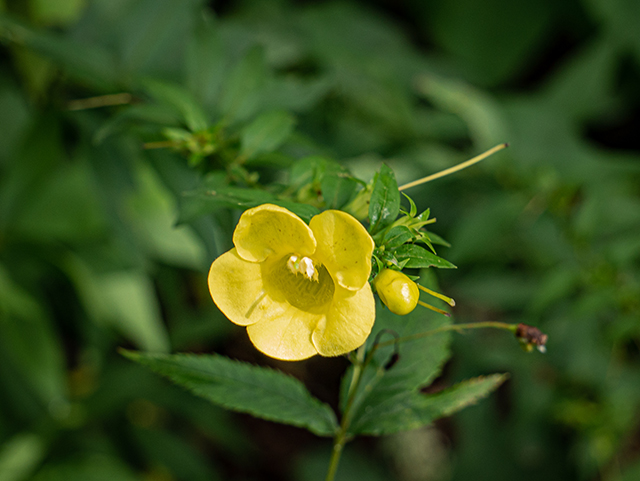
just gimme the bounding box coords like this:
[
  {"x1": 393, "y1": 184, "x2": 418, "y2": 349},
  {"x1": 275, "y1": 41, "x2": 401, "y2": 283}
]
[{"x1": 124, "y1": 306, "x2": 505, "y2": 438}]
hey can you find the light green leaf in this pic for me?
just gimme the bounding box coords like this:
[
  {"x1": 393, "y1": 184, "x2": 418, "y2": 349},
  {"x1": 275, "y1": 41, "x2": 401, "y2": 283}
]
[
  {"x1": 123, "y1": 351, "x2": 339, "y2": 437},
  {"x1": 29, "y1": 0, "x2": 87, "y2": 27},
  {"x1": 240, "y1": 110, "x2": 295, "y2": 160},
  {"x1": 350, "y1": 374, "x2": 508, "y2": 436},
  {"x1": 186, "y1": 14, "x2": 226, "y2": 110},
  {"x1": 142, "y1": 79, "x2": 209, "y2": 132},
  {"x1": 0, "y1": 433, "x2": 45, "y2": 481},
  {"x1": 126, "y1": 163, "x2": 206, "y2": 270},
  {"x1": 219, "y1": 46, "x2": 267, "y2": 123},
  {"x1": 65, "y1": 259, "x2": 170, "y2": 353},
  {"x1": 415, "y1": 74, "x2": 507, "y2": 149}
]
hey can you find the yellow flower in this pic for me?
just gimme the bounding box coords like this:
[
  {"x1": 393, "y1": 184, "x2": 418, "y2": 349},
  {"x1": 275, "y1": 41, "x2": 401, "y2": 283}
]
[{"x1": 208, "y1": 204, "x2": 376, "y2": 361}]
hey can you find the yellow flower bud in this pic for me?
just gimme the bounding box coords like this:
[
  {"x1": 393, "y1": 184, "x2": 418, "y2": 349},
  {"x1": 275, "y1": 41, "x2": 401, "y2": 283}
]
[{"x1": 373, "y1": 269, "x2": 419, "y2": 315}]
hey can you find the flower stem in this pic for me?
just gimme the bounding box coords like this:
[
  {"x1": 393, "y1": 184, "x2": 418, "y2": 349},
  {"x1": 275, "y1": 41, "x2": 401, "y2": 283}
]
[
  {"x1": 325, "y1": 345, "x2": 376, "y2": 481},
  {"x1": 398, "y1": 143, "x2": 509, "y2": 191},
  {"x1": 376, "y1": 321, "x2": 518, "y2": 349}
]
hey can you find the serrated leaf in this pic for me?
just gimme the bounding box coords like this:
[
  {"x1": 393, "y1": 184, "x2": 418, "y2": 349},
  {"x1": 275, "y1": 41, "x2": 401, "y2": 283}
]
[
  {"x1": 369, "y1": 164, "x2": 400, "y2": 234},
  {"x1": 240, "y1": 110, "x2": 295, "y2": 160},
  {"x1": 350, "y1": 374, "x2": 508, "y2": 436},
  {"x1": 394, "y1": 244, "x2": 456, "y2": 269},
  {"x1": 123, "y1": 351, "x2": 339, "y2": 437}
]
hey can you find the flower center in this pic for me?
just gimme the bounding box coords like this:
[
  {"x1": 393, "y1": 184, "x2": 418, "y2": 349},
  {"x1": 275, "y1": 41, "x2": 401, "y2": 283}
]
[{"x1": 266, "y1": 254, "x2": 335, "y2": 312}]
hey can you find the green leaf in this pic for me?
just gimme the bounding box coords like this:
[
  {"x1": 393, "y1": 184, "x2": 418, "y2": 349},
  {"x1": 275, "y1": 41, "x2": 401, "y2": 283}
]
[
  {"x1": 142, "y1": 79, "x2": 209, "y2": 132},
  {"x1": 0, "y1": 433, "x2": 45, "y2": 481},
  {"x1": 31, "y1": 455, "x2": 139, "y2": 481},
  {"x1": 29, "y1": 0, "x2": 86, "y2": 27},
  {"x1": 240, "y1": 110, "x2": 295, "y2": 160},
  {"x1": 179, "y1": 186, "x2": 320, "y2": 224},
  {"x1": 219, "y1": 46, "x2": 267, "y2": 123},
  {"x1": 0, "y1": 17, "x2": 118, "y2": 90},
  {"x1": 350, "y1": 374, "x2": 508, "y2": 436},
  {"x1": 0, "y1": 266, "x2": 67, "y2": 405},
  {"x1": 186, "y1": 14, "x2": 226, "y2": 110},
  {"x1": 415, "y1": 74, "x2": 507, "y2": 148},
  {"x1": 383, "y1": 226, "x2": 414, "y2": 250},
  {"x1": 65, "y1": 259, "x2": 170, "y2": 353},
  {"x1": 320, "y1": 168, "x2": 360, "y2": 210},
  {"x1": 93, "y1": 104, "x2": 181, "y2": 144},
  {"x1": 368, "y1": 164, "x2": 400, "y2": 235},
  {"x1": 394, "y1": 244, "x2": 456, "y2": 269},
  {"x1": 122, "y1": 351, "x2": 339, "y2": 437},
  {"x1": 423, "y1": 230, "x2": 451, "y2": 247}
]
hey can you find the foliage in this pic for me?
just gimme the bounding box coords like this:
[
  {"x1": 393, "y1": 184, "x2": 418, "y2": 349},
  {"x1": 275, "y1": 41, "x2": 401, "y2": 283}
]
[{"x1": 0, "y1": 0, "x2": 639, "y2": 480}]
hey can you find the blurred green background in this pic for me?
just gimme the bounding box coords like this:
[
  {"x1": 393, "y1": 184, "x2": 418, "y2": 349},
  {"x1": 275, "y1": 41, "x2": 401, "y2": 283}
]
[{"x1": 1, "y1": 0, "x2": 639, "y2": 480}]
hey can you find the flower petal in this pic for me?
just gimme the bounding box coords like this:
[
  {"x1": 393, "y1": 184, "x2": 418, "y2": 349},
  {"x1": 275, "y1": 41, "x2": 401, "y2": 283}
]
[
  {"x1": 209, "y1": 248, "x2": 274, "y2": 326},
  {"x1": 233, "y1": 204, "x2": 316, "y2": 262},
  {"x1": 312, "y1": 284, "x2": 375, "y2": 357},
  {"x1": 309, "y1": 210, "x2": 374, "y2": 290},
  {"x1": 246, "y1": 306, "x2": 321, "y2": 360}
]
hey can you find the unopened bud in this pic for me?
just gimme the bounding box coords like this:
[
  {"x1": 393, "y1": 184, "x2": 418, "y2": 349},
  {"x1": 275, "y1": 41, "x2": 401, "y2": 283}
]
[{"x1": 373, "y1": 269, "x2": 419, "y2": 315}]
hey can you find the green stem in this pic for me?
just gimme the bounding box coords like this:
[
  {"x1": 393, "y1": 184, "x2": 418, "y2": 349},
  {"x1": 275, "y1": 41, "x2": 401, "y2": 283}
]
[
  {"x1": 325, "y1": 345, "x2": 374, "y2": 481},
  {"x1": 376, "y1": 321, "x2": 517, "y2": 349}
]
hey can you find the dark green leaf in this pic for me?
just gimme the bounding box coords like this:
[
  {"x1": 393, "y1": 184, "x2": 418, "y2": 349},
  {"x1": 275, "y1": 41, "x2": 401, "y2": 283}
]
[
  {"x1": 394, "y1": 244, "x2": 456, "y2": 269},
  {"x1": 32, "y1": 455, "x2": 139, "y2": 481},
  {"x1": 122, "y1": 351, "x2": 339, "y2": 437},
  {"x1": 368, "y1": 164, "x2": 400, "y2": 234},
  {"x1": 383, "y1": 226, "x2": 414, "y2": 250},
  {"x1": 0, "y1": 17, "x2": 118, "y2": 90},
  {"x1": 350, "y1": 374, "x2": 508, "y2": 436},
  {"x1": 240, "y1": 110, "x2": 295, "y2": 160}
]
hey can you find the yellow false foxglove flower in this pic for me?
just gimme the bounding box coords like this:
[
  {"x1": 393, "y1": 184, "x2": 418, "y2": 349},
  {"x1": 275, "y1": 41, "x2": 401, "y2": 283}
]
[{"x1": 208, "y1": 204, "x2": 376, "y2": 361}]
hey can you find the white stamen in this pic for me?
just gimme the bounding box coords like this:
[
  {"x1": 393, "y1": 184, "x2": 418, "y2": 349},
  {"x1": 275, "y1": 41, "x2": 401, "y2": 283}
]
[{"x1": 287, "y1": 255, "x2": 318, "y2": 281}]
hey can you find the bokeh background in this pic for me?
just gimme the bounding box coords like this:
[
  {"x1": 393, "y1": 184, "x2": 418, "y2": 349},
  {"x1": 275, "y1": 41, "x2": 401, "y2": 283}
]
[{"x1": 1, "y1": 0, "x2": 640, "y2": 480}]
